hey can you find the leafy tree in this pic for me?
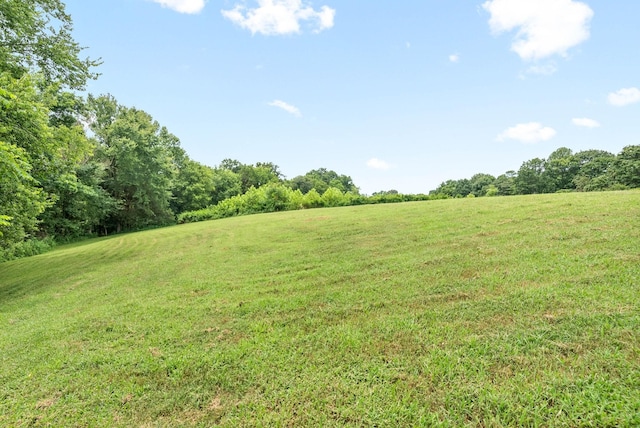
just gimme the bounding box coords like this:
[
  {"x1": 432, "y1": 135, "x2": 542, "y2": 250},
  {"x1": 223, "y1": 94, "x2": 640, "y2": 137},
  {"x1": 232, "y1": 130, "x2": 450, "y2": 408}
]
[
  {"x1": 431, "y1": 179, "x2": 472, "y2": 198},
  {"x1": 494, "y1": 171, "x2": 517, "y2": 195},
  {"x1": 238, "y1": 163, "x2": 282, "y2": 192},
  {"x1": 515, "y1": 158, "x2": 550, "y2": 194},
  {"x1": 0, "y1": 0, "x2": 99, "y2": 89},
  {"x1": 455, "y1": 179, "x2": 473, "y2": 197},
  {"x1": 218, "y1": 158, "x2": 243, "y2": 173},
  {"x1": 430, "y1": 180, "x2": 456, "y2": 197},
  {"x1": 0, "y1": 140, "x2": 48, "y2": 251},
  {"x1": 0, "y1": 76, "x2": 52, "y2": 249},
  {"x1": 32, "y1": 84, "x2": 116, "y2": 237},
  {"x1": 211, "y1": 168, "x2": 243, "y2": 204},
  {"x1": 288, "y1": 175, "x2": 315, "y2": 194},
  {"x1": 88, "y1": 95, "x2": 179, "y2": 232},
  {"x1": 0, "y1": 74, "x2": 52, "y2": 180},
  {"x1": 572, "y1": 150, "x2": 615, "y2": 191},
  {"x1": 255, "y1": 162, "x2": 283, "y2": 180},
  {"x1": 171, "y1": 158, "x2": 217, "y2": 213},
  {"x1": 544, "y1": 147, "x2": 579, "y2": 192},
  {"x1": 469, "y1": 173, "x2": 496, "y2": 197},
  {"x1": 38, "y1": 160, "x2": 115, "y2": 238},
  {"x1": 1, "y1": 68, "x2": 108, "y2": 242},
  {"x1": 610, "y1": 145, "x2": 640, "y2": 189},
  {"x1": 289, "y1": 168, "x2": 358, "y2": 194},
  {"x1": 219, "y1": 159, "x2": 283, "y2": 193}
]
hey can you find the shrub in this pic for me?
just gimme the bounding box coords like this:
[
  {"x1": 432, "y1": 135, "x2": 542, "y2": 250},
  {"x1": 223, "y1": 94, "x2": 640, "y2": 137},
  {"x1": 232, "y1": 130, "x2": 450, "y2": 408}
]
[
  {"x1": 321, "y1": 187, "x2": 347, "y2": 207},
  {"x1": 485, "y1": 186, "x2": 499, "y2": 197},
  {"x1": 302, "y1": 189, "x2": 323, "y2": 209},
  {"x1": 0, "y1": 237, "x2": 56, "y2": 262},
  {"x1": 177, "y1": 183, "x2": 439, "y2": 225}
]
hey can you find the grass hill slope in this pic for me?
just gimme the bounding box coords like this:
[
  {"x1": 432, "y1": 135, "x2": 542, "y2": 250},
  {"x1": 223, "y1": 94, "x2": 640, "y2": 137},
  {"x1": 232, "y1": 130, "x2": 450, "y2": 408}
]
[{"x1": 1, "y1": 192, "x2": 639, "y2": 426}]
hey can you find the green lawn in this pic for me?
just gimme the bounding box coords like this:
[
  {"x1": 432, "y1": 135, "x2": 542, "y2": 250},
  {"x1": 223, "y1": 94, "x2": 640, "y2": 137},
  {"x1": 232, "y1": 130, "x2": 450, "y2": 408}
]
[{"x1": 1, "y1": 191, "x2": 639, "y2": 426}]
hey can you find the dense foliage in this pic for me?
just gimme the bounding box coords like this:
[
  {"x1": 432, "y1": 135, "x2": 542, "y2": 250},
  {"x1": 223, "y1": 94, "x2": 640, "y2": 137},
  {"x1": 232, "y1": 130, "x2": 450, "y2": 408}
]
[
  {"x1": 0, "y1": 0, "x2": 99, "y2": 89},
  {"x1": 177, "y1": 184, "x2": 436, "y2": 224},
  {"x1": 430, "y1": 146, "x2": 638, "y2": 198}
]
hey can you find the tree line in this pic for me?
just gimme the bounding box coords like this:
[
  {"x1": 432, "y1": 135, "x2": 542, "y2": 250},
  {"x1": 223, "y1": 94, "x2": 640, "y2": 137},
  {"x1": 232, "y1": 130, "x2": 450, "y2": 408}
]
[{"x1": 430, "y1": 146, "x2": 640, "y2": 198}]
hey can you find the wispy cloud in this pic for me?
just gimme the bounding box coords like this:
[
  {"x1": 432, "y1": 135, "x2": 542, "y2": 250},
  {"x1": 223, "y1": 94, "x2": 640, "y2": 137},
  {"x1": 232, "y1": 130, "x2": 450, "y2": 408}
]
[
  {"x1": 367, "y1": 158, "x2": 392, "y2": 170},
  {"x1": 449, "y1": 54, "x2": 460, "y2": 63},
  {"x1": 497, "y1": 122, "x2": 556, "y2": 143},
  {"x1": 483, "y1": 0, "x2": 593, "y2": 61},
  {"x1": 222, "y1": 0, "x2": 335, "y2": 35},
  {"x1": 151, "y1": 0, "x2": 206, "y2": 14},
  {"x1": 608, "y1": 87, "x2": 640, "y2": 107},
  {"x1": 268, "y1": 100, "x2": 302, "y2": 117},
  {"x1": 525, "y1": 63, "x2": 557, "y2": 76},
  {"x1": 572, "y1": 117, "x2": 600, "y2": 128}
]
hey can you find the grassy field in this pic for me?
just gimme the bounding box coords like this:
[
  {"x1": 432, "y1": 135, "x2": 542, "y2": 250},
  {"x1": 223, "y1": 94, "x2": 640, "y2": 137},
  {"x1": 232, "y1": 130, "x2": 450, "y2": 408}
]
[{"x1": 1, "y1": 191, "x2": 639, "y2": 426}]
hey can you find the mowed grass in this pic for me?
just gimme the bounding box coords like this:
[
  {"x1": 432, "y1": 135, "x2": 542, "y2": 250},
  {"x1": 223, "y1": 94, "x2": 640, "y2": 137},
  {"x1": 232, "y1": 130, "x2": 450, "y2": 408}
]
[{"x1": 1, "y1": 192, "x2": 639, "y2": 427}]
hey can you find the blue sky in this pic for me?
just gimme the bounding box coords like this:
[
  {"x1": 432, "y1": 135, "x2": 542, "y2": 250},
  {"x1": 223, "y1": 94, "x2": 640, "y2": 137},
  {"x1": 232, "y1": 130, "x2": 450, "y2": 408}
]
[{"x1": 64, "y1": 0, "x2": 640, "y2": 194}]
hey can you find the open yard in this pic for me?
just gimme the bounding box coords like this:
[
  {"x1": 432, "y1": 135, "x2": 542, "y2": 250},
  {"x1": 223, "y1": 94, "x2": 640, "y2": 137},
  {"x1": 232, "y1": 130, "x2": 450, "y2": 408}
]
[{"x1": 1, "y1": 191, "x2": 639, "y2": 426}]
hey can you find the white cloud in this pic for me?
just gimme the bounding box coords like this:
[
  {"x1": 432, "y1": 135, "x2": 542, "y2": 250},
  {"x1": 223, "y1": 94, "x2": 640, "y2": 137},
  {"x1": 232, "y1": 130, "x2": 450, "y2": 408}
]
[
  {"x1": 222, "y1": 0, "x2": 335, "y2": 35},
  {"x1": 268, "y1": 100, "x2": 301, "y2": 117},
  {"x1": 572, "y1": 117, "x2": 600, "y2": 128},
  {"x1": 483, "y1": 0, "x2": 593, "y2": 61},
  {"x1": 608, "y1": 87, "x2": 640, "y2": 107},
  {"x1": 151, "y1": 0, "x2": 206, "y2": 14},
  {"x1": 367, "y1": 158, "x2": 392, "y2": 170},
  {"x1": 449, "y1": 54, "x2": 460, "y2": 63},
  {"x1": 497, "y1": 122, "x2": 556, "y2": 143}
]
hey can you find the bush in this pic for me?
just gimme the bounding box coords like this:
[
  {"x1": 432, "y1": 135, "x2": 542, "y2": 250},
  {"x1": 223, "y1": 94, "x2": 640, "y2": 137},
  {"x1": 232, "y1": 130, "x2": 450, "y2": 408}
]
[
  {"x1": 0, "y1": 237, "x2": 56, "y2": 262},
  {"x1": 321, "y1": 187, "x2": 348, "y2": 207},
  {"x1": 302, "y1": 189, "x2": 323, "y2": 209},
  {"x1": 485, "y1": 186, "x2": 499, "y2": 197},
  {"x1": 177, "y1": 183, "x2": 439, "y2": 225},
  {"x1": 286, "y1": 189, "x2": 305, "y2": 211}
]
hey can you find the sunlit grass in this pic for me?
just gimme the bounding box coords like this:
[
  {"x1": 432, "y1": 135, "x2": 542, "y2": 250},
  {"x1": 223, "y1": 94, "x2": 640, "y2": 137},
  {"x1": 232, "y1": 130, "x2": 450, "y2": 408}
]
[{"x1": 1, "y1": 191, "x2": 639, "y2": 426}]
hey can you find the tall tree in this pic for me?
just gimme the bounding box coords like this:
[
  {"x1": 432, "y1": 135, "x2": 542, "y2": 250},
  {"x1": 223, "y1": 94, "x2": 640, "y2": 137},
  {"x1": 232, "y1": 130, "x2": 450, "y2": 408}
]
[
  {"x1": 572, "y1": 150, "x2": 615, "y2": 191},
  {"x1": 0, "y1": 140, "x2": 48, "y2": 252},
  {"x1": 239, "y1": 163, "x2": 282, "y2": 192},
  {"x1": 494, "y1": 170, "x2": 517, "y2": 196},
  {"x1": 610, "y1": 145, "x2": 640, "y2": 188},
  {"x1": 1, "y1": 0, "x2": 101, "y2": 249},
  {"x1": 288, "y1": 168, "x2": 358, "y2": 194},
  {"x1": 544, "y1": 147, "x2": 579, "y2": 192},
  {"x1": 469, "y1": 173, "x2": 496, "y2": 197},
  {"x1": 0, "y1": 76, "x2": 51, "y2": 250},
  {"x1": 431, "y1": 179, "x2": 472, "y2": 198},
  {"x1": 88, "y1": 95, "x2": 179, "y2": 232},
  {"x1": 515, "y1": 158, "x2": 550, "y2": 194},
  {"x1": 171, "y1": 158, "x2": 217, "y2": 213},
  {"x1": 219, "y1": 159, "x2": 283, "y2": 193},
  {"x1": 0, "y1": 0, "x2": 99, "y2": 89},
  {"x1": 211, "y1": 168, "x2": 243, "y2": 204},
  {"x1": 32, "y1": 82, "x2": 114, "y2": 237}
]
